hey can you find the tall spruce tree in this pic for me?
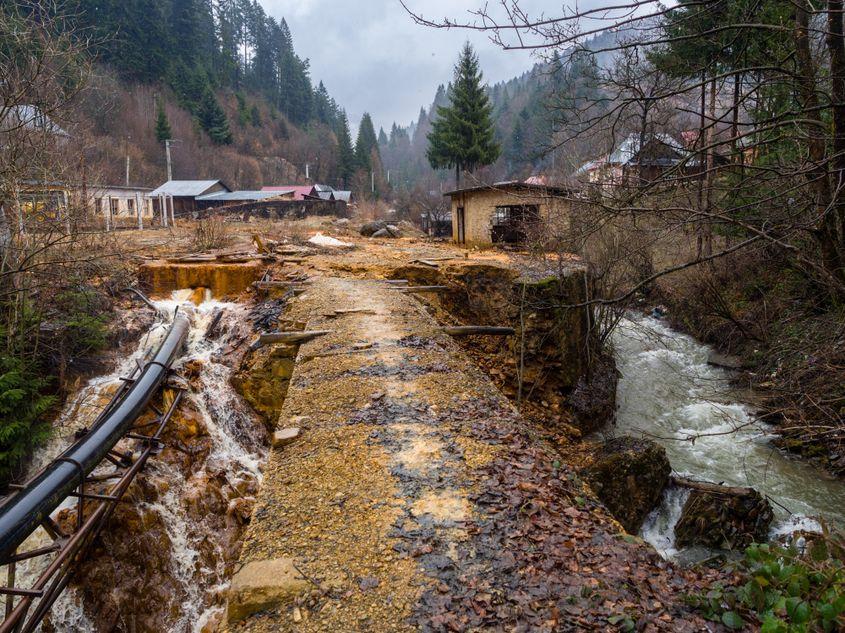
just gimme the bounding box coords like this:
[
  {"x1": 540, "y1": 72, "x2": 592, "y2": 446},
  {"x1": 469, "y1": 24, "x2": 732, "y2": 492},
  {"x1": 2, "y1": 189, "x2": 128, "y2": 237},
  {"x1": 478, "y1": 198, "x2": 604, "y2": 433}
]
[
  {"x1": 154, "y1": 99, "x2": 172, "y2": 142},
  {"x1": 355, "y1": 113, "x2": 380, "y2": 170},
  {"x1": 198, "y1": 88, "x2": 233, "y2": 144},
  {"x1": 336, "y1": 111, "x2": 356, "y2": 187},
  {"x1": 427, "y1": 43, "x2": 500, "y2": 186}
]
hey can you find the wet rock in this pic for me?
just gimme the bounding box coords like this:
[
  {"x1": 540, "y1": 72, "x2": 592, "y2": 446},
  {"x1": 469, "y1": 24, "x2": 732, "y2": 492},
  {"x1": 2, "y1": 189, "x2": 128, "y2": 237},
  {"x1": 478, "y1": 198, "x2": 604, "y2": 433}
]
[
  {"x1": 359, "y1": 221, "x2": 387, "y2": 237},
  {"x1": 569, "y1": 351, "x2": 619, "y2": 433},
  {"x1": 707, "y1": 351, "x2": 744, "y2": 370},
  {"x1": 232, "y1": 345, "x2": 297, "y2": 426},
  {"x1": 582, "y1": 436, "x2": 671, "y2": 533},
  {"x1": 227, "y1": 558, "x2": 309, "y2": 623},
  {"x1": 372, "y1": 227, "x2": 401, "y2": 239},
  {"x1": 674, "y1": 478, "x2": 774, "y2": 549},
  {"x1": 272, "y1": 427, "x2": 300, "y2": 448}
]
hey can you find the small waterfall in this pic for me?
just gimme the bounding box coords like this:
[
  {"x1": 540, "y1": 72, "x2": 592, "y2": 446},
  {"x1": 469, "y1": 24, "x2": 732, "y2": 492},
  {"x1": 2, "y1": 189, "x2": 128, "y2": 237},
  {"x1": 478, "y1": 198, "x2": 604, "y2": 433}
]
[
  {"x1": 612, "y1": 314, "x2": 845, "y2": 558},
  {"x1": 5, "y1": 289, "x2": 266, "y2": 632}
]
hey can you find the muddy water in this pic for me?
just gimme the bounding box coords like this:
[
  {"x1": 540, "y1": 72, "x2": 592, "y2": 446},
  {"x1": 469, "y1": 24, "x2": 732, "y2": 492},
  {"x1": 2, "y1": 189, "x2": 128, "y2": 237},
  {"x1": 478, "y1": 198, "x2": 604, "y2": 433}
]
[
  {"x1": 7, "y1": 290, "x2": 265, "y2": 632},
  {"x1": 612, "y1": 314, "x2": 845, "y2": 558}
]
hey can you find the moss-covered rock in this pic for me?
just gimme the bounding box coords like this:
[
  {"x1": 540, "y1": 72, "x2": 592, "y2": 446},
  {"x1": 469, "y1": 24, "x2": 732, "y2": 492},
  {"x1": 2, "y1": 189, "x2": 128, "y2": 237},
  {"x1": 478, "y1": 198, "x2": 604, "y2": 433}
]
[
  {"x1": 582, "y1": 436, "x2": 671, "y2": 533},
  {"x1": 674, "y1": 481, "x2": 773, "y2": 550}
]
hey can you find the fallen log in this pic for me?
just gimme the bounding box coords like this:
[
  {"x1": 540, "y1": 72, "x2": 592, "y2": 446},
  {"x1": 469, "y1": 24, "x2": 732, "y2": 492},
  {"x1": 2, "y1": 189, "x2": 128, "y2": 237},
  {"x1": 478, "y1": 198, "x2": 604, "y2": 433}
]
[
  {"x1": 440, "y1": 326, "x2": 515, "y2": 337},
  {"x1": 250, "y1": 330, "x2": 331, "y2": 350},
  {"x1": 381, "y1": 279, "x2": 409, "y2": 285},
  {"x1": 671, "y1": 476, "x2": 756, "y2": 497}
]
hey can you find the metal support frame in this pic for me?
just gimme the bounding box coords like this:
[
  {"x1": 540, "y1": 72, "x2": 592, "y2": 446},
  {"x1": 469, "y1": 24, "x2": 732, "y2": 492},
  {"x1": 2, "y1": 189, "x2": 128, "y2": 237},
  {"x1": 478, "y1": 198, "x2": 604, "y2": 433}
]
[
  {"x1": 0, "y1": 390, "x2": 183, "y2": 633},
  {"x1": 0, "y1": 316, "x2": 189, "y2": 633}
]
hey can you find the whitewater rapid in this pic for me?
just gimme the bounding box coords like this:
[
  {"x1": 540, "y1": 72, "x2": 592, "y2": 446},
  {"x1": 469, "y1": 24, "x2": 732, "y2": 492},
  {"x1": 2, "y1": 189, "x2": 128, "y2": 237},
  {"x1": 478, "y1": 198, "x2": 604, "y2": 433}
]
[{"x1": 612, "y1": 314, "x2": 845, "y2": 558}]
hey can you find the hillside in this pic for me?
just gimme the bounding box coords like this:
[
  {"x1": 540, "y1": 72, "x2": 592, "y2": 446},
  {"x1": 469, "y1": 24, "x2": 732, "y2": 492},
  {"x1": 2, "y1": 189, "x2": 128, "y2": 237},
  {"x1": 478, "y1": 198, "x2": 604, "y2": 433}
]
[{"x1": 63, "y1": 0, "x2": 356, "y2": 191}]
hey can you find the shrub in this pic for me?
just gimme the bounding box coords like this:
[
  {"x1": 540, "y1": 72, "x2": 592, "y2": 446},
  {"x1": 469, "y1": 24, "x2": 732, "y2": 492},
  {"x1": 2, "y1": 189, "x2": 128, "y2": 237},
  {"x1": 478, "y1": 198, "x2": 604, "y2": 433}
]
[
  {"x1": 191, "y1": 215, "x2": 232, "y2": 251},
  {"x1": 0, "y1": 356, "x2": 55, "y2": 485},
  {"x1": 689, "y1": 539, "x2": 845, "y2": 632}
]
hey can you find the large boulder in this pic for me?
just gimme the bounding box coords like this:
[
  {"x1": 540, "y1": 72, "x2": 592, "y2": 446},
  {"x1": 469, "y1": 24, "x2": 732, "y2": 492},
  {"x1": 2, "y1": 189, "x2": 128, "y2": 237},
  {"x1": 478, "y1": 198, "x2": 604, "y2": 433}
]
[
  {"x1": 582, "y1": 436, "x2": 671, "y2": 533},
  {"x1": 372, "y1": 227, "x2": 401, "y2": 238},
  {"x1": 227, "y1": 558, "x2": 309, "y2": 623},
  {"x1": 674, "y1": 478, "x2": 774, "y2": 549},
  {"x1": 360, "y1": 221, "x2": 387, "y2": 237}
]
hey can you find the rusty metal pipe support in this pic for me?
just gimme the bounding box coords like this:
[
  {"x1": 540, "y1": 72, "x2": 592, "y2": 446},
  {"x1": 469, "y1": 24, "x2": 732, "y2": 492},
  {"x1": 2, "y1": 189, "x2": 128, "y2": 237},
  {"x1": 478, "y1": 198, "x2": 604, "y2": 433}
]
[{"x1": 0, "y1": 315, "x2": 190, "y2": 564}]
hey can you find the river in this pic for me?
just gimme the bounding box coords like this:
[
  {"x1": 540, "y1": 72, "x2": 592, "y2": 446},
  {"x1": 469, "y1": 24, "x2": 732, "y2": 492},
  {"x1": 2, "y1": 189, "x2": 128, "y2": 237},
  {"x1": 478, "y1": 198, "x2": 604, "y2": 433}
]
[{"x1": 612, "y1": 314, "x2": 845, "y2": 558}]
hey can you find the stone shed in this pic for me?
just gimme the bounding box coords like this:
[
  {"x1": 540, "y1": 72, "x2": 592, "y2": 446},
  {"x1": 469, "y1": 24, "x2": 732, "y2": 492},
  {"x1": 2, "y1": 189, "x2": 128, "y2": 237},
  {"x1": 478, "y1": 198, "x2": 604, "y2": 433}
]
[{"x1": 444, "y1": 182, "x2": 574, "y2": 247}]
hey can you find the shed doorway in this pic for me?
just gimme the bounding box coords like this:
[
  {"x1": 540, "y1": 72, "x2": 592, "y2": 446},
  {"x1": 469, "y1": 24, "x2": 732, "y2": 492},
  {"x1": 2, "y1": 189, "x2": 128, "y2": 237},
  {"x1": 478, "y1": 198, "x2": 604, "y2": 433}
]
[{"x1": 491, "y1": 205, "x2": 539, "y2": 244}]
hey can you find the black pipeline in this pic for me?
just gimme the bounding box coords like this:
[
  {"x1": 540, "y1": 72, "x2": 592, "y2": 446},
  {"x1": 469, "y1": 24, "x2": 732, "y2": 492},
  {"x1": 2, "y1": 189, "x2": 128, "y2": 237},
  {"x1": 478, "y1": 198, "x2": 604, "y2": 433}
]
[{"x1": 0, "y1": 315, "x2": 190, "y2": 563}]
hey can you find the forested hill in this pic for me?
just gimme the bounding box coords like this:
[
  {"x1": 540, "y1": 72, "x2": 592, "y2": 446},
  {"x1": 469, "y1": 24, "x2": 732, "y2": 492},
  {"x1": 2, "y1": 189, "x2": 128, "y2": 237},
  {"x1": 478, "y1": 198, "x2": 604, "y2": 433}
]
[{"x1": 63, "y1": 1, "x2": 357, "y2": 190}]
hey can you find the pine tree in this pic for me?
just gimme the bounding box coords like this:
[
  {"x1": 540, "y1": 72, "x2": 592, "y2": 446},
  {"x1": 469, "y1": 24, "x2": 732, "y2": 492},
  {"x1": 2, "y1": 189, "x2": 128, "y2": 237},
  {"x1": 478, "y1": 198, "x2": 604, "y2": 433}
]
[
  {"x1": 355, "y1": 113, "x2": 380, "y2": 171},
  {"x1": 335, "y1": 111, "x2": 356, "y2": 187},
  {"x1": 427, "y1": 43, "x2": 500, "y2": 186},
  {"x1": 198, "y1": 88, "x2": 233, "y2": 144},
  {"x1": 155, "y1": 99, "x2": 172, "y2": 142}
]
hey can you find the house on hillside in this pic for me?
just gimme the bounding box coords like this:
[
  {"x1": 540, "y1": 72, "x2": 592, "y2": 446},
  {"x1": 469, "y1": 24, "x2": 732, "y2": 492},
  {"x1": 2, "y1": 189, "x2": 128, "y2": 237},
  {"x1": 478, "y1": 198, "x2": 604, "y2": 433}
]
[
  {"x1": 149, "y1": 180, "x2": 231, "y2": 215},
  {"x1": 1, "y1": 105, "x2": 70, "y2": 139},
  {"x1": 574, "y1": 133, "x2": 700, "y2": 187},
  {"x1": 444, "y1": 181, "x2": 574, "y2": 247}
]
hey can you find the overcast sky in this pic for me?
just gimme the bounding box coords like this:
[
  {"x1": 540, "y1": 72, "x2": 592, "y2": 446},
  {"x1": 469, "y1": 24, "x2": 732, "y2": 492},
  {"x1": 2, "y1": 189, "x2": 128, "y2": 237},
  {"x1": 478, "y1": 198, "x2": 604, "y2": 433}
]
[{"x1": 261, "y1": 0, "x2": 543, "y2": 133}]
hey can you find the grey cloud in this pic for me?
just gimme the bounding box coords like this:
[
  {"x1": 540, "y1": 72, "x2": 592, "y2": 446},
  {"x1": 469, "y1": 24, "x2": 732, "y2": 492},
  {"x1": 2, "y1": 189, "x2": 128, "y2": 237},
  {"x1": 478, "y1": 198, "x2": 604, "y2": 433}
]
[{"x1": 261, "y1": 0, "x2": 537, "y2": 132}]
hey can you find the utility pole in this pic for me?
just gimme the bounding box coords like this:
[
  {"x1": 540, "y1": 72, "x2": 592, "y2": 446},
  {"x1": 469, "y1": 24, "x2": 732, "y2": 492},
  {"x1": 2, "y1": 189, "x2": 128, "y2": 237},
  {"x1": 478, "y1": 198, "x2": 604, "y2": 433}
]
[
  {"x1": 371, "y1": 171, "x2": 375, "y2": 194},
  {"x1": 164, "y1": 139, "x2": 180, "y2": 181},
  {"x1": 305, "y1": 163, "x2": 310, "y2": 181},
  {"x1": 125, "y1": 135, "x2": 131, "y2": 186}
]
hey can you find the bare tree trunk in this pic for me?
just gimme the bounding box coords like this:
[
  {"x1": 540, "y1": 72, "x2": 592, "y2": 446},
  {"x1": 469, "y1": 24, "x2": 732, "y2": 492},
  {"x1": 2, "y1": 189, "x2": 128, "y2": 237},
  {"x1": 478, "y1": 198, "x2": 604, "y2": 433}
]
[
  {"x1": 696, "y1": 73, "x2": 706, "y2": 258},
  {"x1": 825, "y1": 0, "x2": 845, "y2": 282},
  {"x1": 703, "y1": 77, "x2": 717, "y2": 257},
  {"x1": 795, "y1": 1, "x2": 839, "y2": 283}
]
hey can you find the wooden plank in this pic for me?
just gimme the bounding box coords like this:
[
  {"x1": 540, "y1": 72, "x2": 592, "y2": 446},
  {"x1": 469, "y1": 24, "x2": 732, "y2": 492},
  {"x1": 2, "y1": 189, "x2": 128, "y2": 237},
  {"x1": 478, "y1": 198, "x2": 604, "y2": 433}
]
[{"x1": 250, "y1": 330, "x2": 331, "y2": 350}]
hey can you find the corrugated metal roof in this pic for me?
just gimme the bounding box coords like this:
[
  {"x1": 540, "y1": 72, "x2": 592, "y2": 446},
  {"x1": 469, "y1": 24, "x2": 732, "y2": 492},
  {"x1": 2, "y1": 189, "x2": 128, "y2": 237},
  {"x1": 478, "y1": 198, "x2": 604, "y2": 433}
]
[
  {"x1": 332, "y1": 191, "x2": 352, "y2": 202},
  {"x1": 150, "y1": 180, "x2": 229, "y2": 197},
  {"x1": 196, "y1": 190, "x2": 290, "y2": 202},
  {"x1": 261, "y1": 185, "x2": 315, "y2": 200}
]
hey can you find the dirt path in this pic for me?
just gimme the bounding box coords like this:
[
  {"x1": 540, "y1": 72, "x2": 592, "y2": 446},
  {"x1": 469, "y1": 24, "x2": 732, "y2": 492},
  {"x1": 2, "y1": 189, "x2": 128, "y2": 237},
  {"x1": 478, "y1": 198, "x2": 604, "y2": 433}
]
[{"x1": 225, "y1": 276, "x2": 714, "y2": 632}]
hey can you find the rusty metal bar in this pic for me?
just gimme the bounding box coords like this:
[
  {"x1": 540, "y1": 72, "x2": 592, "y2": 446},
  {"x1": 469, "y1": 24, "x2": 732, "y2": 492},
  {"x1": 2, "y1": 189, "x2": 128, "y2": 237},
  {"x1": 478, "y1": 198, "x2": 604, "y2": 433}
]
[{"x1": 0, "y1": 319, "x2": 189, "y2": 633}]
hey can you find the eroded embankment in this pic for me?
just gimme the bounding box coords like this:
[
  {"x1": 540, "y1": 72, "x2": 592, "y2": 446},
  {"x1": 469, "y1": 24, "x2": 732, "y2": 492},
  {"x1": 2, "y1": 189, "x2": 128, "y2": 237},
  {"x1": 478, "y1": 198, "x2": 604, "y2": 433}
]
[{"x1": 225, "y1": 277, "x2": 715, "y2": 632}]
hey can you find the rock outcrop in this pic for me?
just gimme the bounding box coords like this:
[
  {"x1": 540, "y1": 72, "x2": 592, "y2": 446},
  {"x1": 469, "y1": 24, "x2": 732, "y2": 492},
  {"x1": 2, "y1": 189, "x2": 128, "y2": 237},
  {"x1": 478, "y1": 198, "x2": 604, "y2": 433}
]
[
  {"x1": 674, "y1": 477, "x2": 774, "y2": 549},
  {"x1": 582, "y1": 437, "x2": 671, "y2": 533}
]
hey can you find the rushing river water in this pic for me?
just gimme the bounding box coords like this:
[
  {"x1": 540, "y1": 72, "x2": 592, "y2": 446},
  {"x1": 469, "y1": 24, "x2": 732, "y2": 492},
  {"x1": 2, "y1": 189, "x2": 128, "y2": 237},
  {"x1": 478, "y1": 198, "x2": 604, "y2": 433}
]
[
  {"x1": 612, "y1": 314, "x2": 845, "y2": 558},
  {"x1": 4, "y1": 290, "x2": 264, "y2": 632}
]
